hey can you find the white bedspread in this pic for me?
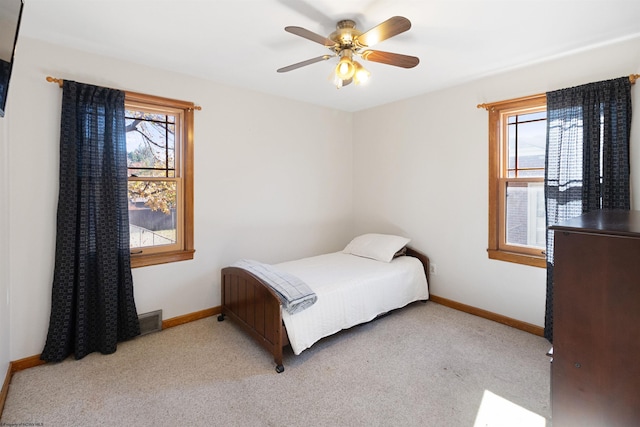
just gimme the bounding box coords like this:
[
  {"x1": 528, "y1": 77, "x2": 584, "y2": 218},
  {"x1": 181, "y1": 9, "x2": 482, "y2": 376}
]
[{"x1": 276, "y1": 252, "x2": 429, "y2": 355}]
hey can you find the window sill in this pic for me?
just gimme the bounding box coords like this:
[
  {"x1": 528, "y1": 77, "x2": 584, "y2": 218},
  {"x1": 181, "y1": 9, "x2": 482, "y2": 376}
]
[
  {"x1": 487, "y1": 249, "x2": 546, "y2": 268},
  {"x1": 131, "y1": 249, "x2": 195, "y2": 268}
]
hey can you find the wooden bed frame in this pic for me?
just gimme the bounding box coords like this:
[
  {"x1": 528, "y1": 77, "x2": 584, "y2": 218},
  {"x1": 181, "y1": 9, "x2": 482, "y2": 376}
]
[{"x1": 217, "y1": 247, "x2": 430, "y2": 373}]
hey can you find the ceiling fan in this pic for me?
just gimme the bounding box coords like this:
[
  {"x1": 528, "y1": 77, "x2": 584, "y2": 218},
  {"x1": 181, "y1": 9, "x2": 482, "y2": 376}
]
[{"x1": 277, "y1": 16, "x2": 419, "y2": 88}]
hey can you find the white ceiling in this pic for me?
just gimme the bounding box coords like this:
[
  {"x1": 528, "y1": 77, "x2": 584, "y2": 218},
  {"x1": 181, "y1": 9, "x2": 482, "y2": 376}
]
[{"x1": 18, "y1": 0, "x2": 640, "y2": 112}]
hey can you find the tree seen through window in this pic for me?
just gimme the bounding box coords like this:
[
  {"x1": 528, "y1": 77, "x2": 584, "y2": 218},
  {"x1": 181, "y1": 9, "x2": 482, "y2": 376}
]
[{"x1": 126, "y1": 109, "x2": 179, "y2": 249}]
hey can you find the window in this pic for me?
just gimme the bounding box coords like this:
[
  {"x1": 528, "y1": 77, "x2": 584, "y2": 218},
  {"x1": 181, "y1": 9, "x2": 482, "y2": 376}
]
[
  {"x1": 125, "y1": 92, "x2": 195, "y2": 268},
  {"x1": 483, "y1": 94, "x2": 547, "y2": 268}
]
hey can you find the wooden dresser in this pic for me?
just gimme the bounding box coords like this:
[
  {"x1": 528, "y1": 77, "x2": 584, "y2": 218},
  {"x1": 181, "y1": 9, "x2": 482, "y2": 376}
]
[{"x1": 550, "y1": 210, "x2": 640, "y2": 427}]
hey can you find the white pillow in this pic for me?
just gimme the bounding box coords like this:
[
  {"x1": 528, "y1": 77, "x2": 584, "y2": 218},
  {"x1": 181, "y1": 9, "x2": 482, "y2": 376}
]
[{"x1": 342, "y1": 233, "x2": 411, "y2": 263}]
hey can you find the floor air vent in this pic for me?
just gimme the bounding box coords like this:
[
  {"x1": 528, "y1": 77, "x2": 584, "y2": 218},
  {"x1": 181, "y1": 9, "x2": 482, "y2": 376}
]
[{"x1": 138, "y1": 310, "x2": 163, "y2": 335}]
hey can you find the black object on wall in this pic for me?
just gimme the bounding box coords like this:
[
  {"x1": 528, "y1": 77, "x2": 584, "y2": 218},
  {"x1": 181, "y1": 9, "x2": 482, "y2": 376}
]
[{"x1": 0, "y1": 0, "x2": 24, "y2": 117}]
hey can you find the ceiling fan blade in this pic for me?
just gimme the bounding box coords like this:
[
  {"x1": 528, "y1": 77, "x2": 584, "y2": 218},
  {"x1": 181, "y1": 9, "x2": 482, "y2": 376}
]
[
  {"x1": 277, "y1": 55, "x2": 334, "y2": 73},
  {"x1": 360, "y1": 49, "x2": 419, "y2": 68},
  {"x1": 285, "y1": 26, "x2": 336, "y2": 47},
  {"x1": 356, "y1": 16, "x2": 411, "y2": 48}
]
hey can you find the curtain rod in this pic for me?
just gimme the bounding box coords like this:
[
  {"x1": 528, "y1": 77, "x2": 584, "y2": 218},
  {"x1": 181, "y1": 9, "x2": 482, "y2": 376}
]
[
  {"x1": 477, "y1": 74, "x2": 640, "y2": 110},
  {"x1": 45, "y1": 76, "x2": 202, "y2": 111}
]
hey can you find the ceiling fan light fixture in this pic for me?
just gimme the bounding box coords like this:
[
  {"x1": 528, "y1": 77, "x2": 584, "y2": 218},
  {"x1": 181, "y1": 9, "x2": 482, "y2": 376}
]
[
  {"x1": 335, "y1": 50, "x2": 356, "y2": 80},
  {"x1": 278, "y1": 16, "x2": 418, "y2": 88},
  {"x1": 330, "y1": 20, "x2": 360, "y2": 48},
  {"x1": 331, "y1": 72, "x2": 353, "y2": 89},
  {"x1": 353, "y1": 61, "x2": 370, "y2": 85},
  {"x1": 329, "y1": 69, "x2": 344, "y2": 89}
]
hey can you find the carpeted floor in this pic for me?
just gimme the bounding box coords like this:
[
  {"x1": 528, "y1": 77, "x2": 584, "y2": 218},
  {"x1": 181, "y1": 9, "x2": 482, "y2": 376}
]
[{"x1": 1, "y1": 302, "x2": 551, "y2": 426}]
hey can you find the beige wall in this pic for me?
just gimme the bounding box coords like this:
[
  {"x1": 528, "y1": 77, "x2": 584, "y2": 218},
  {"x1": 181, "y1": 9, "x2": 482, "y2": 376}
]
[
  {"x1": 3, "y1": 32, "x2": 640, "y2": 363},
  {"x1": 353, "y1": 35, "x2": 640, "y2": 327},
  {"x1": 5, "y1": 37, "x2": 354, "y2": 360}
]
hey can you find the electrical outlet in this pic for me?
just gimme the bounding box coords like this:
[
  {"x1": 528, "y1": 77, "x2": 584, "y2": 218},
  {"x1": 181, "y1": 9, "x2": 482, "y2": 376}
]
[{"x1": 429, "y1": 263, "x2": 437, "y2": 276}]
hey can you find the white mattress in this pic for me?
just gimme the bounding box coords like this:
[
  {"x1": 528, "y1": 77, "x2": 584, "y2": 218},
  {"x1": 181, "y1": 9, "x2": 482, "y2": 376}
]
[{"x1": 276, "y1": 252, "x2": 429, "y2": 355}]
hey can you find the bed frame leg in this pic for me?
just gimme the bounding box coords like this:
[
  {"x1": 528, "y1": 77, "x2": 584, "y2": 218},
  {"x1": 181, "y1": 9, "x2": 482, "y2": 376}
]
[{"x1": 275, "y1": 364, "x2": 285, "y2": 373}]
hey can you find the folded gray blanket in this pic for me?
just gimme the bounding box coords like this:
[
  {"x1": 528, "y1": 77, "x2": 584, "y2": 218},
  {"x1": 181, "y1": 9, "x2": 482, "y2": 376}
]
[{"x1": 231, "y1": 259, "x2": 317, "y2": 314}]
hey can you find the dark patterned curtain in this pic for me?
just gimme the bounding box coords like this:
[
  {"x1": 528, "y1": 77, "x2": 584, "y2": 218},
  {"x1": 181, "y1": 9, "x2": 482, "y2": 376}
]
[
  {"x1": 41, "y1": 80, "x2": 140, "y2": 362},
  {"x1": 544, "y1": 77, "x2": 632, "y2": 342}
]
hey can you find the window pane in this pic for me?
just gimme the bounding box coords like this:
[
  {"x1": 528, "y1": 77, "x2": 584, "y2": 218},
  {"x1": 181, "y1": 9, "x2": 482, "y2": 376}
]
[
  {"x1": 517, "y1": 169, "x2": 545, "y2": 178},
  {"x1": 126, "y1": 110, "x2": 175, "y2": 124},
  {"x1": 505, "y1": 181, "x2": 545, "y2": 249},
  {"x1": 128, "y1": 180, "x2": 177, "y2": 248},
  {"x1": 520, "y1": 111, "x2": 546, "y2": 122},
  {"x1": 128, "y1": 168, "x2": 175, "y2": 178},
  {"x1": 516, "y1": 120, "x2": 546, "y2": 170},
  {"x1": 125, "y1": 112, "x2": 176, "y2": 178},
  {"x1": 507, "y1": 124, "x2": 516, "y2": 171},
  {"x1": 506, "y1": 110, "x2": 546, "y2": 179}
]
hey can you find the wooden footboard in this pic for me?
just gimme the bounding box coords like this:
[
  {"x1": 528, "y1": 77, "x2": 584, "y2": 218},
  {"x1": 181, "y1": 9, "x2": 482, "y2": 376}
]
[
  {"x1": 218, "y1": 266, "x2": 286, "y2": 372},
  {"x1": 218, "y1": 246, "x2": 429, "y2": 373}
]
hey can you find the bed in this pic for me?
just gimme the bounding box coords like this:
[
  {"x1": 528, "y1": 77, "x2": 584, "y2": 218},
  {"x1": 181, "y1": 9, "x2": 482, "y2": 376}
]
[{"x1": 217, "y1": 234, "x2": 430, "y2": 373}]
